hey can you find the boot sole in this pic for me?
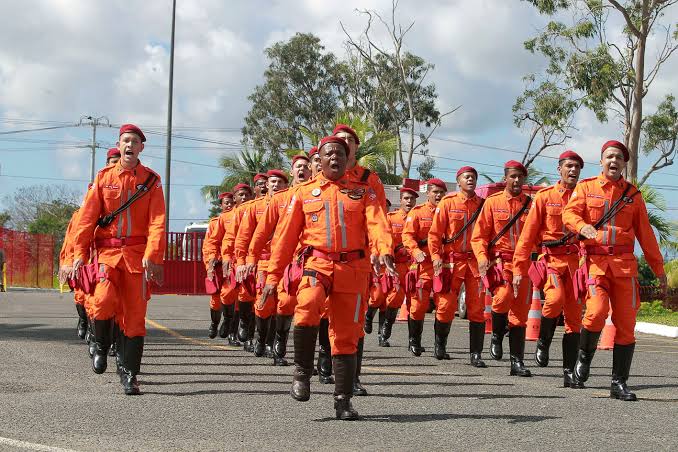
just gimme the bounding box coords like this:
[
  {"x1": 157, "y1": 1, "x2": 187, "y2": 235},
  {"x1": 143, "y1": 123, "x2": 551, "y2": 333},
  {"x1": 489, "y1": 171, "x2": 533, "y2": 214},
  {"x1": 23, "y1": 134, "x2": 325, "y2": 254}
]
[
  {"x1": 610, "y1": 393, "x2": 637, "y2": 401},
  {"x1": 290, "y1": 390, "x2": 310, "y2": 402}
]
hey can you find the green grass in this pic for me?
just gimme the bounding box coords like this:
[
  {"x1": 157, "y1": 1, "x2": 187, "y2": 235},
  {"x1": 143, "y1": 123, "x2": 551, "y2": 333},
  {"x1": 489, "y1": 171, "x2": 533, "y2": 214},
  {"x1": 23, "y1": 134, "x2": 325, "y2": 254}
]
[{"x1": 636, "y1": 301, "x2": 678, "y2": 327}]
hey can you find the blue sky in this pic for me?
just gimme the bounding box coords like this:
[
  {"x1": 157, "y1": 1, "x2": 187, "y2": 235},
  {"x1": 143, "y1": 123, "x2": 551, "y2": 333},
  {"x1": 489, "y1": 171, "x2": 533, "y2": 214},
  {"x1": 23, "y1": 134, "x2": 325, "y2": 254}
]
[{"x1": 1, "y1": 0, "x2": 677, "y2": 231}]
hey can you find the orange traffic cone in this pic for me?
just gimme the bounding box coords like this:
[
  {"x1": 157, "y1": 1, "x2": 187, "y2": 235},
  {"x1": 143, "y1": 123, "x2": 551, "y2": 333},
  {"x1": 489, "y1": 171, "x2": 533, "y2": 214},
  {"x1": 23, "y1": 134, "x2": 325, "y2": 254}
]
[
  {"x1": 396, "y1": 299, "x2": 409, "y2": 322},
  {"x1": 597, "y1": 309, "x2": 615, "y2": 350},
  {"x1": 484, "y1": 289, "x2": 493, "y2": 334},
  {"x1": 526, "y1": 289, "x2": 542, "y2": 341}
]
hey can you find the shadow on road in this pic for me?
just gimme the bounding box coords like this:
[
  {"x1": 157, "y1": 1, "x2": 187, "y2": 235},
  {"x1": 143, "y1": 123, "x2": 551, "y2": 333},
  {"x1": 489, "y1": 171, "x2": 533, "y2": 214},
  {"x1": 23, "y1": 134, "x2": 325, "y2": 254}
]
[{"x1": 313, "y1": 413, "x2": 559, "y2": 423}]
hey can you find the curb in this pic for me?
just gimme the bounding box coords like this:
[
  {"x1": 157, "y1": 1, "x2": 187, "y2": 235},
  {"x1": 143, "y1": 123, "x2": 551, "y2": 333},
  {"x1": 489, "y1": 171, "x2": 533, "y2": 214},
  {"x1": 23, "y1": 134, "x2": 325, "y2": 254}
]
[
  {"x1": 6, "y1": 287, "x2": 61, "y2": 293},
  {"x1": 635, "y1": 321, "x2": 678, "y2": 338}
]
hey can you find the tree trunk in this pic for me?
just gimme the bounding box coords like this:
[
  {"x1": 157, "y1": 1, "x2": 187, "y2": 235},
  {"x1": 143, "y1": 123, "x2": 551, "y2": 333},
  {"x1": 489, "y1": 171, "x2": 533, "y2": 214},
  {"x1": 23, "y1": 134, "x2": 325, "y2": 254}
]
[{"x1": 625, "y1": 4, "x2": 649, "y2": 181}]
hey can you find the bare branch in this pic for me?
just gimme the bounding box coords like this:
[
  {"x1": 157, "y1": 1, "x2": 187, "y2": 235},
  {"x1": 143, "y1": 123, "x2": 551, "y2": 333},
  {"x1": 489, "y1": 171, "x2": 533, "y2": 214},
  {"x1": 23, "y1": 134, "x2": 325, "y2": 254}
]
[
  {"x1": 608, "y1": 0, "x2": 642, "y2": 37},
  {"x1": 638, "y1": 137, "x2": 677, "y2": 186}
]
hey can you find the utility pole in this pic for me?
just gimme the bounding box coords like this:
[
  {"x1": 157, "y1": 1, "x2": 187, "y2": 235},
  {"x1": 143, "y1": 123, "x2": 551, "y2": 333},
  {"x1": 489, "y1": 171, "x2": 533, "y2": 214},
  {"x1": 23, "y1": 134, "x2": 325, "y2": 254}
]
[
  {"x1": 164, "y1": 0, "x2": 177, "y2": 231},
  {"x1": 79, "y1": 115, "x2": 110, "y2": 182}
]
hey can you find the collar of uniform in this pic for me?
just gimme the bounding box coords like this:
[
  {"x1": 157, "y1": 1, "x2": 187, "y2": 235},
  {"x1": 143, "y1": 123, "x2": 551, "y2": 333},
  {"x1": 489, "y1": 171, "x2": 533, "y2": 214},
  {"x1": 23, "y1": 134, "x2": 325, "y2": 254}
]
[
  {"x1": 554, "y1": 180, "x2": 573, "y2": 196},
  {"x1": 426, "y1": 200, "x2": 437, "y2": 210},
  {"x1": 458, "y1": 190, "x2": 477, "y2": 202},
  {"x1": 503, "y1": 189, "x2": 524, "y2": 201},
  {"x1": 596, "y1": 172, "x2": 626, "y2": 189},
  {"x1": 317, "y1": 173, "x2": 347, "y2": 187}
]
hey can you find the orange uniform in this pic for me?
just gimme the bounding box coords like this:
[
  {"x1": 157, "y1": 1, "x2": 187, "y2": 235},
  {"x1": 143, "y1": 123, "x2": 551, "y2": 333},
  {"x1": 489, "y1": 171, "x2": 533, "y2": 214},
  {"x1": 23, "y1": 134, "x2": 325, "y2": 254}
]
[
  {"x1": 222, "y1": 200, "x2": 255, "y2": 303},
  {"x1": 513, "y1": 182, "x2": 582, "y2": 333},
  {"x1": 60, "y1": 209, "x2": 87, "y2": 307},
  {"x1": 385, "y1": 209, "x2": 410, "y2": 310},
  {"x1": 402, "y1": 201, "x2": 438, "y2": 321},
  {"x1": 73, "y1": 160, "x2": 166, "y2": 338},
  {"x1": 562, "y1": 174, "x2": 664, "y2": 345},
  {"x1": 203, "y1": 209, "x2": 238, "y2": 307},
  {"x1": 471, "y1": 190, "x2": 532, "y2": 327},
  {"x1": 429, "y1": 191, "x2": 484, "y2": 323},
  {"x1": 202, "y1": 217, "x2": 224, "y2": 311},
  {"x1": 266, "y1": 172, "x2": 392, "y2": 355}
]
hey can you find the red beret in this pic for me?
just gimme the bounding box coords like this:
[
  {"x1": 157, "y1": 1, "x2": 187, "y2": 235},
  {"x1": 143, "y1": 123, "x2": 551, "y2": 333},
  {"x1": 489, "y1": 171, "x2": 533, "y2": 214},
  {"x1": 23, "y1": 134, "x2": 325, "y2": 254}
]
[
  {"x1": 106, "y1": 148, "x2": 121, "y2": 159},
  {"x1": 456, "y1": 166, "x2": 477, "y2": 178},
  {"x1": 119, "y1": 123, "x2": 146, "y2": 142},
  {"x1": 266, "y1": 169, "x2": 289, "y2": 184},
  {"x1": 400, "y1": 187, "x2": 419, "y2": 198},
  {"x1": 292, "y1": 154, "x2": 309, "y2": 165},
  {"x1": 253, "y1": 173, "x2": 268, "y2": 183},
  {"x1": 332, "y1": 124, "x2": 360, "y2": 145},
  {"x1": 308, "y1": 146, "x2": 319, "y2": 157},
  {"x1": 601, "y1": 140, "x2": 629, "y2": 162},
  {"x1": 318, "y1": 136, "x2": 349, "y2": 155},
  {"x1": 559, "y1": 150, "x2": 584, "y2": 168},
  {"x1": 427, "y1": 178, "x2": 447, "y2": 190},
  {"x1": 218, "y1": 192, "x2": 233, "y2": 200},
  {"x1": 504, "y1": 160, "x2": 527, "y2": 175},
  {"x1": 233, "y1": 183, "x2": 252, "y2": 193}
]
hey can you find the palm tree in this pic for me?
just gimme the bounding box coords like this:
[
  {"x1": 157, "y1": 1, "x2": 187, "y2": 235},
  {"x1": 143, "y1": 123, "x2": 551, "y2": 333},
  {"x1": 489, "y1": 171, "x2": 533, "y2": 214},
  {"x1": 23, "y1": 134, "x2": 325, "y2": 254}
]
[
  {"x1": 638, "y1": 184, "x2": 678, "y2": 251},
  {"x1": 201, "y1": 145, "x2": 281, "y2": 217}
]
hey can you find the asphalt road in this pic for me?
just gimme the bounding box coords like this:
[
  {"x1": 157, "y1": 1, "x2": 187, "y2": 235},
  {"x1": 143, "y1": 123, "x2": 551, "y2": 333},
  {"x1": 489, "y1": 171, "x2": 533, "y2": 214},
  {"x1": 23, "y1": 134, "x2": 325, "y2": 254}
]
[{"x1": 1, "y1": 291, "x2": 676, "y2": 452}]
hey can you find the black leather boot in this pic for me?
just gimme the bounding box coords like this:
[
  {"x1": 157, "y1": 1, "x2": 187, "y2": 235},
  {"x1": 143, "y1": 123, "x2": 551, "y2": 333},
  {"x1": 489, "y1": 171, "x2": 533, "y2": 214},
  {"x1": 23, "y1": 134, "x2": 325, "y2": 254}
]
[
  {"x1": 509, "y1": 326, "x2": 532, "y2": 377},
  {"x1": 273, "y1": 315, "x2": 292, "y2": 366},
  {"x1": 490, "y1": 311, "x2": 508, "y2": 361},
  {"x1": 353, "y1": 338, "x2": 368, "y2": 396},
  {"x1": 434, "y1": 320, "x2": 452, "y2": 360},
  {"x1": 380, "y1": 307, "x2": 398, "y2": 347},
  {"x1": 75, "y1": 304, "x2": 87, "y2": 339},
  {"x1": 610, "y1": 343, "x2": 637, "y2": 401},
  {"x1": 86, "y1": 318, "x2": 96, "y2": 358},
  {"x1": 562, "y1": 332, "x2": 584, "y2": 388},
  {"x1": 218, "y1": 304, "x2": 229, "y2": 338},
  {"x1": 227, "y1": 305, "x2": 241, "y2": 346},
  {"x1": 208, "y1": 308, "x2": 221, "y2": 339},
  {"x1": 364, "y1": 307, "x2": 377, "y2": 334},
  {"x1": 108, "y1": 321, "x2": 118, "y2": 357},
  {"x1": 245, "y1": 311, "x2": 256, "y2": 352},
  {"x1": 333, "y1": 354, "x2": 359, "y2": 420},
  {"x1": 291, "y1": 325, "x2": 318, "y2": 402},
  {"x1": 237, "y1": 301, "x2": 253, "y2": 344},
  {"x1": 317, "y1": 318, "x2": 334, "y2": 384},
  {"x1": 253, "y1": 316, "x2": 268, "y2": 357},
  {"x1": 535, "y1": 316, "x2": 558, "y2": 367},
  {"x1": 265, "y1": 316, "x2": 276, "y2": 358},
  {"x1": 469, "y1": 321, "x2": 487, "y2": 368},
  {"x1": 120, "y1": 336, "x2": 144, "y2": 395},
  {"x1": 574, "y1": 328, "x2": 601, "y2": 383},
  {"x1": 92, "y1": 319, "x2": 112, "y2": 374},
  {"x1": 408, "y1": 319, "x2": 425, "y2": 356},
  {"x1": 115, "y1": 323, "x2": 124, "y2": 377}
]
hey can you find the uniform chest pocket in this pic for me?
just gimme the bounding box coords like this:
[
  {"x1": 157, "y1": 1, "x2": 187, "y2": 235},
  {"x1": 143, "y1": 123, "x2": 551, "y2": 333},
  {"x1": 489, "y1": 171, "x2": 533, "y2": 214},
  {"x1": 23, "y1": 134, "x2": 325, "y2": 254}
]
[
  {"x1": 585, "y1": 198, "x2": 605, "y2": 222},
  {"x1": 102, "y1": 188, "x2": 121, "y2": 211},
  {"x1": 302, "y1": 201, "x2": 326, "y2": 225},
  {"x1": 338, "y1": 199, "x2": 364, "y2": 230},
  {"x1": 494, "y1": 211, "x2": 510, "y2": 223},
  {"x1": 449, "y1": 212, "x2": 465, "y2": 221},
  {"x1": 545, "y1": 206, "x2": 562, "y2": 230}
]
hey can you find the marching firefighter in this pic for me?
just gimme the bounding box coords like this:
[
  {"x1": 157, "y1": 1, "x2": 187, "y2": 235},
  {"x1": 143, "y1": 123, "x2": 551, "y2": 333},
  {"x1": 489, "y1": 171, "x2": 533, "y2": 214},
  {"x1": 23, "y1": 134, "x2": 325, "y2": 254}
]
[
  {"x1": 72, "y1": 123, "x2": 166, "y2": 395},
  {"x1": 365, "y1": 199, "x2": 392, "y2": 340},
  {"x1": 378, "y1": 187, "x2": 418, "y2": 347},
  {"x1": 246, "y1": 154, "x2": 312, "y2": 366},
  {"x1": 59, "y1": 207, "x2": 88, "y2": 340},
  {"x1": 563, "y1": 140, "x2": 666, "y2": 401},
  {"x1": 333, "y1": 124, "x2": 390, "y2": 395},
  {"x1": 222, "y1": 183, "x2": 256, "y2": 350},
  {"x1": 401, "y1": 178, "x2": 447, "y2": 357},
  {"x1": 471, "y1": 160, "x2": 532, "y2": 377},
  {"x1": 261, "y1": 136, "x2": 395, "y2": 420},
  {"x1": 512, "y1": 151, "x2": 585, "y2": 388},
  {"x1": 429, "y1": 166, "x2": 487, "y2": 366},
  {"x1": 202, "y1": 191, "x2": 236, "y2": 340},
  {"x1": 235, "y1": 169, "x2": 289, "y2": 358}
]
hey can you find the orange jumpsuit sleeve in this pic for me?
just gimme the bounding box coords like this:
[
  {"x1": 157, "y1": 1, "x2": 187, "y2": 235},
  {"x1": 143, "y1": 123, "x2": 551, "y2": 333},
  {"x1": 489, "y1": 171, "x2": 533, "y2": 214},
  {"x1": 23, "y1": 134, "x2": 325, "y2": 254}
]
[
  {"x1": 562, "y1": 183, "x2": 589, "y2": 236},
  {"x1": 234, "y1": 203, "x2": 257, "y2": 266},
  {"x1": 402, "y1": 209, "x2": 423, "y2": 259},
  {"x1": 73, "y1": 175, "x2": 105, "y2": 263},
  {"x1": 222, "y1": 208, "x2": 241, "y2": 262},
  {"x1": 143, "y1": 179, "x2": 167, "y2": 264},
  {"x1": 428, "y1": 199, "x2": 448, "y2": 262},
  {"x1": 202, "y1": 218, "x2": 221, "y2": 267},
  {"x1": 633, "y1": 195, "x2": 665, "y2": 277},
  {"x1": 513, "y1": 194, "x2": 544, "y2": 276},
  {"x1": 266, "y1": 194, "x2": 305, "y2": 287},
  {"x1": 470, "y1": 200, "x2": 493, "y2": 263},
  {"x1": 248, "y1": 199, "x2": 279, "y2": 265},
  {"x1": 60, "y1": 211, "x2": 78, "y2": 266},
  {"x1": 366, "y1": 194, "x2": 393, "y2": 256}
]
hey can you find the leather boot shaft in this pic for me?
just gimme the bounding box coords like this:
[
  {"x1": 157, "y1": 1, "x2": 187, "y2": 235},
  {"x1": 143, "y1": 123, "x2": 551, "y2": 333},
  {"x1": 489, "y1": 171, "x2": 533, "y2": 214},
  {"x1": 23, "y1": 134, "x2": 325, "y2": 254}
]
[
  {"x1": 291, "y1": 325, "x2": 318, "y2": 401},
  {"x1": 469, "y1": 321, "x2": 486, "y2": 368},
  {"x1": 273, "y1": 315, "x2": 293, "y2": 365},
  {"x1": 353, "y1": 338, "x2": 367, "y2": 396},
  {"x1": 490, "y1": 311, "x2": 508, "y2": 361},
  {"x1": 535, "y1": 316, "x2": 558, "y2": 367},
  {"x1": 562, "y1": 332, "x2": 584, "y2": 388},
  {"x1": 364, "y1": 307, "x2": 377, "y2": 334},
  {"x1": 333, "y1": 354, "x2": 359, "y2": 420},
  {"x1": 509, "y1": 326, "x2": 532, "y2": 377},
  {"x1": 408, "y1": 319, "x2": 426, "y2": 356},
  {"x1": 121, "y1": 335, "x2": 144, "y2": 395},
  {"x1": 611, "y1": 343, "x2": 637, "y2": 401},
  {"x1": 208, "y1": 308, "x2": 221, "y2": 339},
  {"x1": 92, "y1": 319, "x2": 112, "y2": 374},
  {"x1": 434, "y1": 320, "x2": 452, "y2": 360},
  {"x1": 574, "y1": 328, "x2": 601, "y2": 383}
]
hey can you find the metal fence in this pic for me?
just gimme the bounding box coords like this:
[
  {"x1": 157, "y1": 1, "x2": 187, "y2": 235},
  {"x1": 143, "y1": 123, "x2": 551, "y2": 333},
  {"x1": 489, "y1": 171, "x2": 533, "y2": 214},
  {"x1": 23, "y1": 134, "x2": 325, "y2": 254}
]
[
  {"x1": 0, "y1": 228, "x2": 55, "y2": 288},
  {"x1": 154, "y1": 231, "x2": 207, "y2": 295}
]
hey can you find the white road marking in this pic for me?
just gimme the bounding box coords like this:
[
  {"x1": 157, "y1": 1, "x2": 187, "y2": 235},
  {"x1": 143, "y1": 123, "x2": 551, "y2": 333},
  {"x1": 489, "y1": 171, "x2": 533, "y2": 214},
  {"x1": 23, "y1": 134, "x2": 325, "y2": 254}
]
[{"x1": 0, "y1": 436, "x2": 78, "y2": 452}]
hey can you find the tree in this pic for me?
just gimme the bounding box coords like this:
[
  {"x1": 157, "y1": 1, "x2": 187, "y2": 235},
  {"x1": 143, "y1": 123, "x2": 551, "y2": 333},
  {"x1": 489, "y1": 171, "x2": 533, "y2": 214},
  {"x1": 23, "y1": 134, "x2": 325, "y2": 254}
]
[
  {"x1": 2, "y1": 184, "x2": 81, "y2": 232},
  {"x1": 27, "y1": 200, "x2": 78, "y2": 267},
  {"x1": 638, "y1": 183, "x2": 678, "y2": 250},
  {"x1": 639, "y1": 94, "x2": 678, "y2": 186},
  {"x1": 341, "y1": 0, "x2": 458, "y2": 178},
  {"x1": 513, "y1": 76, "x2": 579, "y2": 168},
  {"x1": 242, "y1": 33, "x2": 344, "y2": 158},
  {"x1": 524, "y1": 0, "x2": 678, "y2": 181},
  {"x1": 417, "y1": 155, "x2": 436, "y2": 181},
  {"x1": 0, "y1": 211, "x2": 10, "y2": 228}
]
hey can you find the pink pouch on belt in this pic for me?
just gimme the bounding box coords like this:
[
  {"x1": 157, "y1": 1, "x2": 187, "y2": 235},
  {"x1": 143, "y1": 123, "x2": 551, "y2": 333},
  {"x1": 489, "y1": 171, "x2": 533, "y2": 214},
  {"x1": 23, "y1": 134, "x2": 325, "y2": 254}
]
[{"x1": 528, "y1": 259, "x2": 548, "y2": 290}]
